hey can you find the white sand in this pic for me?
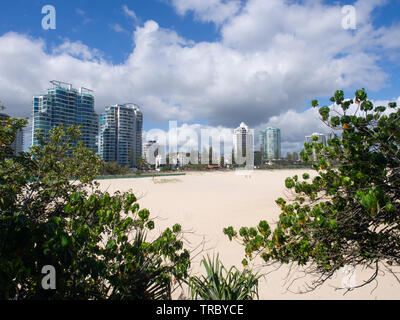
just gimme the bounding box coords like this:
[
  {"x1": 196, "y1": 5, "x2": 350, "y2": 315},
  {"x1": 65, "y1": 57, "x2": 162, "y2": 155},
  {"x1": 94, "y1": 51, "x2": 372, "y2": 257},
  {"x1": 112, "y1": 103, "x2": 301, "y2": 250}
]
[{"x1": 97, "y1": 170, "x2": 400, "y2": 300}]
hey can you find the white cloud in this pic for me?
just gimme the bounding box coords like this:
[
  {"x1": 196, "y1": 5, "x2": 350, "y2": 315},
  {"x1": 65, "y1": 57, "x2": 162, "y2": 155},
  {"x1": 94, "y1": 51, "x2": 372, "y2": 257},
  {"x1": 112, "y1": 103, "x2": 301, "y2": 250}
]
[
  {"x1": 75, "y1": 8, "x2": 93, "y2": 25},
  {"x1": 76, "y1": 8, "x2": 85, "y2": 16},
  {"x1": 251, "y1": 107, "x2": 328, "y2": 155},
  {"x1": 52, "y1": 40, "x2": 104, "y2": 61},
  {"x1": 109, "y1": 23, "x2": 128, "y2": 34},
  {"x1": 257, "y1": 96, "x2": 400, "y2": 155},
  {"x1": 122, "y1": 5, "x2": 139, "y2": 23},
  {"x1": 171, "y1": 0, "x2": 241, "y2": 25}
]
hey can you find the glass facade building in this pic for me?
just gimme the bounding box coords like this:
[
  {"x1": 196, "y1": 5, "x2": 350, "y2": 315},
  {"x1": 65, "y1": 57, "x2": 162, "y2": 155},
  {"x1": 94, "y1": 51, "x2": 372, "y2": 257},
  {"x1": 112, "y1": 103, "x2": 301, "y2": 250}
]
[
  {"x1": 32, "y1": 81, "x2": 98, "y2": 153},
  {"x1": 99, "y1": 104, "x2": 143, "y2": 168},
  {"x1": 259, "y1": 127, "x2": 281, "y2": 161}
]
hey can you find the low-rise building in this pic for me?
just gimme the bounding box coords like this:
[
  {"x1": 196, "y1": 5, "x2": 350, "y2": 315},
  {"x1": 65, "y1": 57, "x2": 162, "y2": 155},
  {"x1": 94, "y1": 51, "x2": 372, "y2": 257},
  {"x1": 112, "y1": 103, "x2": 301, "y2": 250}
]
[{"x1": 169, "y1": 152, "x2": 189, "y2": 168}]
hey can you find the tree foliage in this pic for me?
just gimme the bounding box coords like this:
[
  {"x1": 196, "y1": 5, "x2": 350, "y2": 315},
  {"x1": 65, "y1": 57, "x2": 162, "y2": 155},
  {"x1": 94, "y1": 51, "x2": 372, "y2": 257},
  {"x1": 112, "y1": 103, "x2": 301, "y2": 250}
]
[
  {"x1": 99, "y1": 161, "x2": 131, "y2": 176},
  {"x1": 136, "y1": 156, "x2": 150, "y2": 171},
  {"x1": 0, "y1": 120, "x2": 190, "y2": 300},
  {"x1": 224, "y1": 89, "x2": 400, "y2": 291}
]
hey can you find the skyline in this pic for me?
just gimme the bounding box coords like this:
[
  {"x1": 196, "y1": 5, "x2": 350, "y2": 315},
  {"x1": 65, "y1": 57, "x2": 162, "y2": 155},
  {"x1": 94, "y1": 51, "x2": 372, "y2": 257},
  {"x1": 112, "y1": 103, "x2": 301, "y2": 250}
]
[
  {"x1": 21, "y1": 78, "x2": 319, "y2": 157},
  {"x1": 27, "y1": 79, "x2": 281, "y2": 164},
  {"x1": 0, "y1": 0, "x2": 399, "y2": 155}
]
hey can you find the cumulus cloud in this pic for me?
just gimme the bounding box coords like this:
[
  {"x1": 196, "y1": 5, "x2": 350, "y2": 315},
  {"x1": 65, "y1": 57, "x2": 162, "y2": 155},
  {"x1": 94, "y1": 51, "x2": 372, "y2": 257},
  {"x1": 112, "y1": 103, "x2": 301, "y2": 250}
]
[
  {"x1": 257, "y1": 96, "x2": 400, "y2": 156},
  {"x1": 0, "y1": 0, "x2": 399, "y2": 153},
  {"x1": 170, "y1": 0, "x2": 241, "y2": 25},
  {"x1": 261, "y1": 107, "x2": 327, "y2": 155},
  {"x1": 52, "y1": 40, "x2": 104, "y2": 61}
]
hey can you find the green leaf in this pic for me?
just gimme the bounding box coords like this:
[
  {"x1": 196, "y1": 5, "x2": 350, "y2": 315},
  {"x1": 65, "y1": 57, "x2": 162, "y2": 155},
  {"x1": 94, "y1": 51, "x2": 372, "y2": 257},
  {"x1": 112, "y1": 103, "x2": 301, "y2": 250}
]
[
  {"x1": 319, "y1": 106, "x2": 330, "y2": 121},
  {"x1": 334, "y1": 90, "x2": 344, "y2": 104},
  {"x1": 302, "y1": 173, "x2": 310, "y2": 180},
  {"x1": 223, "y1": 227, "x2": 237, "y2": 241},
  {"x1": 61, "y1": 235, "x2": 69, "y2": 247},
  {"x1": 311, "y1": 100, "x2": 319, "y2": 108},
  {"x1": 361, "y1": 100, "x2": 373, "y2": 111},
  {"x1": 172, "y1": 224, "x2": 181, "y2": 233},
  {"x1": 239, "y1": 227, "x2": 249, "y2": 238},
  {"x1": 355, "y1": 88, "x2": 367, "y2": 101},
  {"x1": 385, "y1": 202, "x2": 395, "y2": 212},
  {"x1": 138, "y1": 209, "x2": 150, "y2": 221},
  {"x1": 146, "y1": 221, "x2": 155, "y2": 230},
  {"x1": 330, "y1": 116, "x2": 341, "y2": 127},
  {"x1": 329, "y1": 220, "x2": 337, "y2": 229},
  {"x1": 285, "y1": 178, "x2": 295, "y2": 189}
]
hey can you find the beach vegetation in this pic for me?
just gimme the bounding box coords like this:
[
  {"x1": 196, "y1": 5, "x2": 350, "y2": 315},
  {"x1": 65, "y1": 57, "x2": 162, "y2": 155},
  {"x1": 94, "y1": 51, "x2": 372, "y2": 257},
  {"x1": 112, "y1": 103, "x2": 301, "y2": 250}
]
[
  {"x1": 99, "y1": 160, "x2": 131, "y2": 176},
  {"x1": 225, "y1": 89, "x2": 400, "y2": 292},
  {"x1": 0, "y1": 120, "x2": 190, "y2": 300},
  {"x1": 187, "y1": 254, "x2": 260, "y2": 300}
]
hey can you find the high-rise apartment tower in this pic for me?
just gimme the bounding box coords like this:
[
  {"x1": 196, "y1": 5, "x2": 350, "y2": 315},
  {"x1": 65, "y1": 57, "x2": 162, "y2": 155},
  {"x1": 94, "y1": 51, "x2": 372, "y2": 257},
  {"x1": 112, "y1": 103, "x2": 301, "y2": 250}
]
[
  {"x1": 259, "y1": 127, "x2": 281, "y2": 161},
  {"x1": 32, "y1": 81, "x2": 98, "y2": 152},
  {"x1": 99, "y1": 103, "x2": 143, "y2": 168}
]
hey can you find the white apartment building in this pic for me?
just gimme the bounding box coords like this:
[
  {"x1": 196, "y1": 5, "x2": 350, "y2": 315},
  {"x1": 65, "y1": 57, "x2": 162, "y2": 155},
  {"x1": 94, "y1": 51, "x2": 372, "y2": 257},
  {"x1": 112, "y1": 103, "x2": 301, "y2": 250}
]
[{"x1": 233, "y1": 122, "x2": 254, "y2": 167}]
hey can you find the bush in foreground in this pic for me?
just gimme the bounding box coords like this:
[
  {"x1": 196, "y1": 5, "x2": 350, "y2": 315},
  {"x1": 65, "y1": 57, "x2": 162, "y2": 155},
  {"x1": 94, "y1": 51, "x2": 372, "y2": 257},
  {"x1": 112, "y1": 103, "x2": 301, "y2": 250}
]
[
  {"x1": 225, "y1": 89, "x2": 400, "y2": 291},
  {"x1": 0, "y1": 121, "x2": 190, "y2": 300}
]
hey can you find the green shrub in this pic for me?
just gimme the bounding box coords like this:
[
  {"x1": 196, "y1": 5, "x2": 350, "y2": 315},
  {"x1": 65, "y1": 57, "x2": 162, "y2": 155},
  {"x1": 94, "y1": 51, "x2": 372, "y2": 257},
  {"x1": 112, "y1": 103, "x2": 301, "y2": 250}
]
[
  {"x1": 99, "y1": 161, "x2": 131, "y2": 176},
  {"x1": 0, "y1": 119, "x2": 190, "y2": 300},
  {"x1": 225, "y1": 89, "x2": 400, "y2": 291}
]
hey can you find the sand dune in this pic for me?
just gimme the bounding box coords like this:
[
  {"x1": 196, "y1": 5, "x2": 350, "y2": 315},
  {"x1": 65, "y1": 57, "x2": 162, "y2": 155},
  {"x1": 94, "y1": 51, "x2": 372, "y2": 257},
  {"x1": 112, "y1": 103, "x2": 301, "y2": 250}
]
[{"x1": 97, "y1": 170, "x2": 400, "y2": 300}]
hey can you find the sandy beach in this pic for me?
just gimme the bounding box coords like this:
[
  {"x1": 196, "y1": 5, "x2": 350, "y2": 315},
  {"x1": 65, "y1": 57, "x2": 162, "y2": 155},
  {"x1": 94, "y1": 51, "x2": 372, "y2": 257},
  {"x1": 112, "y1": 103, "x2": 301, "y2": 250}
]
[{"x1": 97, "y1": 170, "x2": 400, "y2": 300}]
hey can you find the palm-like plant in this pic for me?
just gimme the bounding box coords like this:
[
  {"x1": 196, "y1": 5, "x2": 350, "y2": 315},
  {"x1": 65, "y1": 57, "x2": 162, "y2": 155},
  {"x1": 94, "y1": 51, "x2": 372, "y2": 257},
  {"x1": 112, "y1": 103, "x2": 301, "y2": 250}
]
[
  {"x1": 107, "y1": 229, "x2": 173, "y2": 300},
  {"x1": 188, "y1": 255, "x2": 260, "y2": 300}
]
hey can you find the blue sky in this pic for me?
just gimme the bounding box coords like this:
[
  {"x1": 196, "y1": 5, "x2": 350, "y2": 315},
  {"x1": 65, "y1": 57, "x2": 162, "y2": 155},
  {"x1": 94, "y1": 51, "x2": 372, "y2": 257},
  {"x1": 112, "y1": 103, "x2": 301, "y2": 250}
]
[
  {"x1": 0, "y1": 0, "x2": 223, "y2": 132},
  {"x1": 1, "y1": 1, "x2": 398, "y2": 66},
  {"x1": 0, "y1": 0, "x2": 399, "y2": 153},
  {"x1": 0, "y1": 0, "x2": 220, "y2": 64}
]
